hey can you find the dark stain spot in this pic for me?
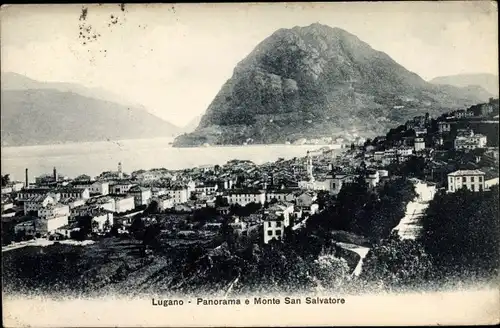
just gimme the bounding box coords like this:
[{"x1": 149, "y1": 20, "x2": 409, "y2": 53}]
[
  {"x1": 120, "y1": 3, "x2": 125, "y2": 12},
  {"x1": 111, "y1": 15, "x2": 114, "y2": 19},
  {"x1": 79, "y1": 7, "x2": 88, "y2": 21}
]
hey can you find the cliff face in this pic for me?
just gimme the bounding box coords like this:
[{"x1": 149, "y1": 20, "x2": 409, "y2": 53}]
[{"x1": 174, "y1": 23, "x2": 490, "y2": 146}]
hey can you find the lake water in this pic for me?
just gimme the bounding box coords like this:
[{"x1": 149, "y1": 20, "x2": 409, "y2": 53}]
[{"x1": 1, "y1": 137, "x2": 341, "y2": 181}]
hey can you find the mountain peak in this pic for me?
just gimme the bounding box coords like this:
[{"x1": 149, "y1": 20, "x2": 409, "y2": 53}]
[{"x1": 173, "y1": 26, "x2": 489, "y2": 146}]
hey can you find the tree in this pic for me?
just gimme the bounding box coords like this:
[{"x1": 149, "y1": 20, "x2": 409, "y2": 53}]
[
  {"x1": 360, "y1": 233, "x2": 435, "y2": 290},
  {"x1": 214, "y1": 196, "x2": 229, "y2": 207},
  {"x1": 420, "y1": 186, "x2": 499, "y2": 280},
  {"x1": 311, "y1": 253, "x2": 350, "y2": 289},
  {"x1": 129, "y1": 216, "x2": 145, "y2": 239},
  {"x1": 1, "y1": 174, "x2": 10, "y2": 187},
  {"x1": 145, "y1": 200, "x2": 159, "y2": 214}
]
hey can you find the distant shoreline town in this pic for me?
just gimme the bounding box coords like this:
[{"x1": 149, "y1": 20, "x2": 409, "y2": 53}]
[{"x1": 2, "y1": 98, "x2": 499, "y2": 296}]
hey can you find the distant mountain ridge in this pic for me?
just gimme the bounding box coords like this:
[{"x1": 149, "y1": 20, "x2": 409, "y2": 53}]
[
  {"x1": 1, "y1": 72, "x2": 180, "y2": 147},
  {"x1": 174, "y1": 23, "x2": 491, "y2": 147},
  {"x1": 1, "y1": 71, "x2": 145, "y2": 109},
  {"x1": 429, "y1": 73, "x2": 499, "y2": 97}
]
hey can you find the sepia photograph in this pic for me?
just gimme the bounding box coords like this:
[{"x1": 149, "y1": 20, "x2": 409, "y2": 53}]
[{"x1": 1, "y1": 2, "x2": 499, "y2": 327}]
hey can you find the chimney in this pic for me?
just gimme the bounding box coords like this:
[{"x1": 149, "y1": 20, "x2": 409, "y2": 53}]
[
  {"x1": 53, "y1": 167, "x2": 58, "y2": 182},
  {"x1": 25, "y1": 168, "x2": 29, "y2": 188}
]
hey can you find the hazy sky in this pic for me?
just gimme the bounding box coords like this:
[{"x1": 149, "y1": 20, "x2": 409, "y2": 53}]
[{"x1": 1, "y1": 2, "x2": 498, "y2": 126}]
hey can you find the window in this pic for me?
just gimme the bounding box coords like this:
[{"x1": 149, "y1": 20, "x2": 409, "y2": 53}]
[
  {"x1": 471, "y1": 177, "x2": 474, "y2": 183},
  {"x1": 462, "y1": 177, "x2": 467, "y2": 183},
  {"x1": 276, "y1": 221, "x2": 282, "y2": 227},
  {"x1": 479, "y1": 176, "x2": 483, "y2": 182},
  {"x1": 268, "y1": 222, "x2": 271, "y2": 228},
  {"x1": 267, "y1": 230, "x2": 272, "y2": 236},
  {"x1": 275, "y1": 229, "x2": 282, "y2": 236},
  {"x1": 471, "y1": 184, "x2": 475, "y2": 192}
]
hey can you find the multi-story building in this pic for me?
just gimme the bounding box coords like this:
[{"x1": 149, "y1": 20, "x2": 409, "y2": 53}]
[
  {"x1": 110, "y1": 182, "x2": 137, "y2": 195},
  {"x1": 56, "y1": 187, "x2": 90, "y2": 200},
  {"x1": 72, "y1": 181, "x2": 109, "y2": 195},
  {"x1": 447, "y1": 170, "x2": 485, "y2": 193},
  {"x1": 264, "y1": 201, "x2": 294, "y2": 226},
  {"x1": 114, "y1": 196, "x2": 136, "y2": 213},
  {"x1": 194, "y1": 183, "x2": 218, "y2": 196},
  {"x1": 128, "y1": 186, "x2": 152, "y2": 207},
  {"x1": 263, "y1": 213, "x2": 289, "y2": 244},
  {"x1": 23, "y1": 195, "x2": 55, "y2": 214},
  {"x1": 38, "y1": 203, "x2": 70, "y2": 220},
  {"x1": 265, "y1": 189, "x2": 297, "y2": 202},
  {"x1": 397, "y1": 146, "x2": 414, "y2": 161},
  {"x1": 164, "y1": 187, "x2": 190, "y2": 204},
  {"x1": 454, "y1": 131, "x2": 487, "y2": 150},
  {"x1": 438, "y1": 121, "x2": 452, "y2": 133},
  {"x1": 226, "y1": 189, "x2": 266, "y2": 206},
  {"x1": 17, "y1": 188, "x2": 60, "y2": 202},
  {"x1": 15, "y1": 216, "x2": 68, "y2": 236},
  {"x1": 373, "y1": 151, "x2": 385, "y2": 162},
  {"x1": 151, "y1": 194, "x2": 175, "y2": 211},
  {"x1": 414, "y1": 137, "x2": 426, "y2": 152},
  {"x1": 382, "y1": 149, "x2": 398, "y2": 166}
]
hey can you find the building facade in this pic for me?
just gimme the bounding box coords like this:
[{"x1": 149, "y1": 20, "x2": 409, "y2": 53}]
[{"x1": 447, "y1": 170, "x2": 485, "y2": 193}]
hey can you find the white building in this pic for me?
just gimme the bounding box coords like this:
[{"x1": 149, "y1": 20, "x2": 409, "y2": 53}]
[
  {"x1": 298, "y1": 179, "x2": 330, "y2": 191},
  {"x1": 72, "y1": 181, "x2": 109, "y2": 195},
  {"x1": 414, "y1": 137, "x2": 426, "y2": 152},
  {"x1": 485, "y1": 177, "x2": 499, "y2": 190},
  {"x1": 265, "y1": 189, "x2": 296, "y2": 202},
  {"x1": 397, "y1": 146, "x2": 414, "y2": 158},
  {"x1": 374, "y1": 151, "x2": 385, "y2": 161},
  {"x1": 164, "y1": 187, "x2": 190, "y2": 204},
  {"x1": 128, "y1": 186, "x2": 152, "y2": 207},
  {"x1": 92, "y1": 212, "x2": 114, "y2": 232},
  {"x1": 110, "y1": 182, "x2": 137, "y2": 195},
  {"x1": 15, "y1": 216, "x2": 69, "y2": 236},
  {"x1": 59, "y1": 198, "x2": 86, "y2": 209},
  {"x1": 226, "y1": 189, "x2": 266, "y2": 206},
  {"x1": 23, "y1": 195, "x2": 55, "y2": 214},
  {"x1": 57, "y1": 187, "x2": 90, "y2": 200},
  {"x1": 454, "y1": 132, "x2": 487, "y2": 150},
  {"x1": 438, "y1": 121, "x2": 452, "y2": 133},
  {"x1": 194, "y1": 183, "x2": 218, "y2": 196},
  {"x1": 17, "y1": 188, "x2": 60, "y2": 202},
  {"x1": 114, "y1": 196, "x2": 135, "y2": 213},
  {"x1": 382, "y1": 149, "x2": 398, "y2": 166},
  {"x1": 447, "y1": 170, "x2": 485, "y2": 193},
  {"x1": 264, "y1": 201, "x2": 294, "y2": 226},
  {"x1": 365, "y1": 170, "x2": 380, "y2": 188},
  {"x1": 263, "y1": 213, "x2": 289, "y2": 244},
  {"x1": 151, "y1": 195, "x2": 175, "y2": 211},
  {"x1": 38, "y1": 203, "x2": 70, "y2": 220}
]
